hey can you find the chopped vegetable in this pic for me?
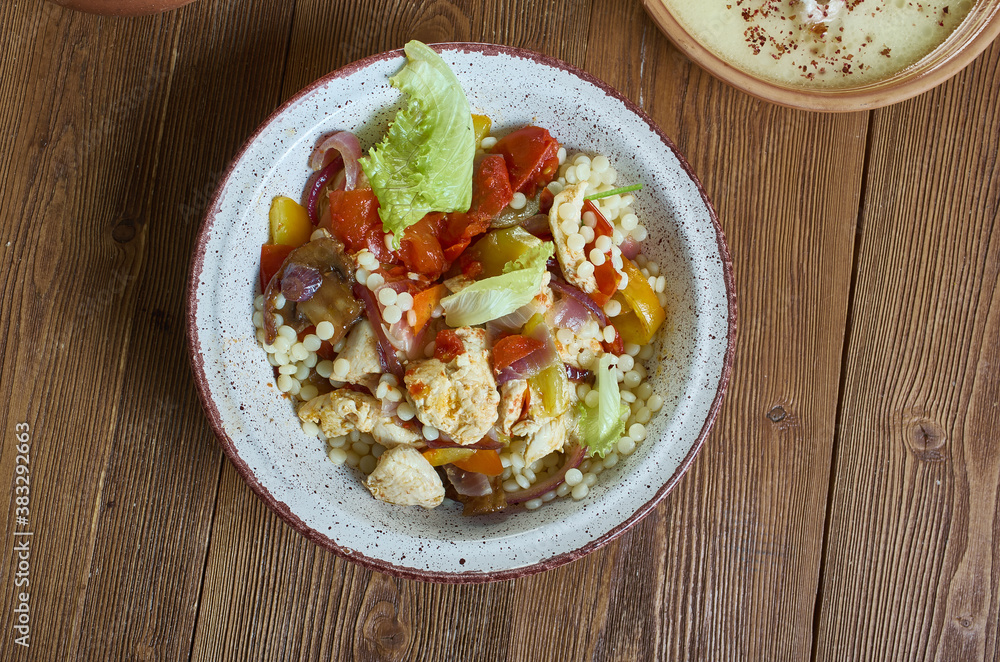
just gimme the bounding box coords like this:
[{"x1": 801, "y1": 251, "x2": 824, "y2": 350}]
[
  {"x1": 439, "y1": 241, "x2": 553, "y2": 326},
  {"x1": 463, "y1": 226, "x2": 541, "y2": 278},
  {"x1": 489, "y1": 126, "x2": 559, "y2": 197},
  {"x1": 472, "y1": 114, "x2": 492, "y2": 144},
  {"x1": 452, "y1": 449, "x2": 503, "y2": 476},
  {"x1": 259, "y1": 243, "x2": 294, "y2": 291},
  {"x1": 322, "y1": 189, "x2": 395, "y2": 262},
  {"x1": 422, "y1": 447, "x2": 476, "y2": 466},
  {"x1": 269, "y1": 196, "x2": 313, "y2": 247},
  {"x1": 409, "y1": 283, "x2": 448, "y2": 333},
  {"x1": 359, "y1": 40, "x2": 476, "y2": 248},
  {"x1": 615, "y1": 256, "x2": 666, "y2": 345},
  {"x1": 577, "y1": 353, "x2": 629, "y2": 458},
  {"x1": 582, "y1": 201, "x2": 621, "y2": 306}
]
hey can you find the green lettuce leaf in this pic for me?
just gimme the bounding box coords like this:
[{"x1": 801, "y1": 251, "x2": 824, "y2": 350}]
[
  {"x1": 359, "y1": 40, "x2": 475, "y2": 248},
  {"x1": 577, "y1": 353, "x2": 629, "y2": 458},
  {"x1": 440, "y1": 242, "x2": 554, "y2": 327}
]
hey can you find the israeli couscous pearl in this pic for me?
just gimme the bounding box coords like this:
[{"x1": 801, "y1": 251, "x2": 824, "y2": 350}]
[
  {"x1": 333, "y1": 358, "x2": 350, "y2": 378},
  {"x1": 525, "y1": 498, "x2": 543, "y2": 510},
  {"x1": 565, "y1": 468, "x2": 583, "y2": 486},
  {"x1": 328, "y1": 448, "x2": 347, "y2": 464},
  {"x1": 567, "y1": 234, "x2": 586, "y2": 252},
  {"x1": 299, "y1": 384, "x2": 318, "y2": 401},
  {"x1": 510, "y1": 192, "x2": 527, "y2": 209},
  {"x1": 480, "y1": 136, "x2": 497, "y2": 149},
  {"x1": 423, "y1": 425, "x2": 439, "y2": 441},
  {"x1": 382, "y1": 304, "x2": 402, "y2": 324},
  {"x1": 366, "y1": 273, "x2": 385, "y2": 290},
  {"x1": 647, "y1": 394, "x2": 664, "y2": 412},
  {"x1": 359, "y1": 455, "x2": 377, "y2": 474},
  {"x1": 571, "y1": 483, "x2": 589, "y2": 500},
  {"x1": 617, "y1": 437, "x2": 636, "y2": 455}
]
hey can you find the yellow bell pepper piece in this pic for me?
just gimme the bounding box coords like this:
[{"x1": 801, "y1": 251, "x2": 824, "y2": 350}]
[
  {"x1": 615, "y1": 257, "x2": 666, "y2": 345},
  {"x1": 472, "y1": 114, "x2": 492, "y2": 145},
  {"x1": 269, "y1": 196, "x2": 312, "y2": 248}
]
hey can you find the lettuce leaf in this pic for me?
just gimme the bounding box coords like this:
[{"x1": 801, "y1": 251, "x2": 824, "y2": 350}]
[
  {"x1": 440, "y1": 242, "x2": 554, "y2": 327},
  {"x1": 577, "y1": 353, "x2": 629, "y2": 458},
  {"x1": 359, "y1": 40, "x2": 475, "y2": 248}
]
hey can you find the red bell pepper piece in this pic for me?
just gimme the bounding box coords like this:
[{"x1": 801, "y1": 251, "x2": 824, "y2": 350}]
[
  {"x1": 259, "y1": 243, "x2": 294, "y2": 291},
  {"x1": 582, "y1": 200, "x2": 622, "y2": 306}
]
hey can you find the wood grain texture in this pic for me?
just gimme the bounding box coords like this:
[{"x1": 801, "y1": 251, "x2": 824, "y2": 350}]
[
  {"x1": 815, "y1": 40, "x2": 1000, "y2": 662},
  {"x1": 2, "y1": 0, "x2": 997, "y2": 659},
  {"x1": 582, "y1": 1, "x2": 868, "y2": 659},
  {"x1": 189, "y1": 0, "x2": 864, "y2": 660}
]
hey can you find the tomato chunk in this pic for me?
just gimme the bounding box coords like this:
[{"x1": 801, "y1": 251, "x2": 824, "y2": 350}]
[
  {"x1": 398, "y1": 213, "x2": 447, "y2": 277},
  {"x1": 441, "y1": 155, "x2": 513, "y2": 261},
  {"x1": 434, "y1": 329, "x2": 466, "y2": 363},
  {"x1": 322, "y1": 189, "x2": 396, "y2": 263},
  {"x1": 259, "y1": 243, "x2": 294, "y2": 291},
  {"x1": 489, "y1": 126, "x2": 559, "y2": 197}
]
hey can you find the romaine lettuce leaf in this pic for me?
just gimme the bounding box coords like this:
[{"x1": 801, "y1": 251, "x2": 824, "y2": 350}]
[
  {"x1": 577, "y1": 353, "x2": 629, "y2": 457},
  {"x1": 440, "y1": 242, "x2": 554, "y2": 327},
  {"x1": 359, "y1": 40, "x2": 475, "y2": 248}
]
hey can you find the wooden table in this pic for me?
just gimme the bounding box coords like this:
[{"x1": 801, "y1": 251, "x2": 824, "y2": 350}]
[{"x1": 2, "y1": 1, "x2": 998, "y2": 659}]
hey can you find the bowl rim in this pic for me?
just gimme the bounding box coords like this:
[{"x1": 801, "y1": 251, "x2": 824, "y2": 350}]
[
  {"x1": 642, "y1": 0, "x2": 1000, "y2": 112},
  {"x1": 185, "y1": 41, "x2": 737, "y2": 583}
]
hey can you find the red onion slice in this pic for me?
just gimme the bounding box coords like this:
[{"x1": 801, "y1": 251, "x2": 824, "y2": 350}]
[
  {"x1": 550, "y1": 296, "x2": 593, "y2": 331},
  {"x1": 445, "y1": 465, "x2": 493, "y2": 497},
  {"x1": 619, "y1": 236, "x2": 641, "y2": 260},
  {"x1": 520, "y1": 213, "x2": 552, "y2": 238},
  {"x1": 280, "y1": 264, "x2": 322, "y2": 301},
  {"x1": 352, "y1": 282, "x2": 404, "y2": 380},
  {"x1": 305, "y1": 156, "x2": 345, "y2": 225},
  {"x1": 549, "y1": 277, "x2": 608, "y2": 326},
  {"x1": 505, "y1": 444, "x2": 586, "y2": 504},
  {"x1": 496, "y1": 340, "x2": 558, "y2": 385},
  {"x1": 309, "y1": 131, "x2": 362, "y2": 191}
]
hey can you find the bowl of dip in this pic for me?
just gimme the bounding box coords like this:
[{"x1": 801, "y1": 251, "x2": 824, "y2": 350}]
[{"x1": 643, "y1": 0, "x2": 1000, "y2": 111}]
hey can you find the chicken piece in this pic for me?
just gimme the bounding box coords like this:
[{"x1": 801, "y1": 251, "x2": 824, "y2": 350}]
[
  {"x1": 404, "y1": 327, "x2": 500, "y2": 445},
  {"x1": 298, "y1": 389, "x2": 422, "y2": 448},
  {"x1": 498, "y1": 379, "x2": 528, "y2": 435},
  {"x1": 523, "y1": 408, "x2": 580, "y2": 467},
  {"x1": 548, "y1": 183, "x2": 597, "y2": 294},
  {"x1": 365, "y1": 445, "x2": 444, "y2": 508},
  {"x1": 336, "y1": 320, "x2": 382, "y2": 392}
]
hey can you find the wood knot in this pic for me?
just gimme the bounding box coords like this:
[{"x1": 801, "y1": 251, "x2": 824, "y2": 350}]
[
  {"x1": 360, "y1": 600, "x2": 411, "y2": 658},
  {"x1": 112, "y1": 218, "x2": 138, "y2": 243},
  {"x1": 766, "y1": 406, "x2": 786, "y2": 423},
  {"x1": 905, "y1": 416, "x2": 946, "y2": 462},
  {"x1": 958, "y1": 616, "x2": 974, "y2": 629}
]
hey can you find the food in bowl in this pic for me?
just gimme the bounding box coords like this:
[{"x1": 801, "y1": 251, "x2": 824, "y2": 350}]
[
  {"x1": 252, "y1": 41, "x2": 670, "y2": 515},
  {"x1": 664, "y1": 0, "x2": 976, "y2": 87}
]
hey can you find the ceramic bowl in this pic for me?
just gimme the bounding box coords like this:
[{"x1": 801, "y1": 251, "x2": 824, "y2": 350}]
[
  {"x1": 186, "y1": 43, "x2": 736, "y2": 582},
  {"x1": 642, "y1": 0, "x2": 1000, "y2": 111}
]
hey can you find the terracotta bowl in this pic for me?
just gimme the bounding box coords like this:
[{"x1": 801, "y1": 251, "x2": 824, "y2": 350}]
[
  {"x1": 46, "y1": 0, "x2": 195, "y2": 16},
  {"x1": 642, "y1": 0, "x2": 1000, "y2": 111},
  {"x1": 186, "y1": 43, "x2": 736, "y2": 582}
]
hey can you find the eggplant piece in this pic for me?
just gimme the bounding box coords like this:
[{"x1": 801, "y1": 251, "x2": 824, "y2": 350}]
[{"x1": 263, "y1": 235, "x2": 361, "y2": 345}]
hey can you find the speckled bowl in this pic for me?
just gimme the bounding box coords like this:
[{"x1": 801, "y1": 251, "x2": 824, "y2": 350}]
[{"x1": 186, "y1": 43, "x2": 736, "y2": 583}]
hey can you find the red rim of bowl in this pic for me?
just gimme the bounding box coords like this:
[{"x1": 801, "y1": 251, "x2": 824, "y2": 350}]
[
  {"x1": 642, "y1": 0, "x2": 1000, "y2": 112},
  {"x1": 185, "y1": 42, "x2": 738, "y2": 583}
]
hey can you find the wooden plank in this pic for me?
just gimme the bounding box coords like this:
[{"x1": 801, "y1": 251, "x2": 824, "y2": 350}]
[
  {"x1": 188, "y1": 1, "x2": 609, "y2": 660},
  {"x1": 577, "y1": 1, "x2": 868, "y2": 658},
  {"x1": 63, "y1": 1, "x2": 305, "y2": 658},
  {"x1": 0, "y1": 0, "x2": 300, "y2": 659},
  {"x1": 815, "y1": 41, "x2": 1000, "y2": 662},
  {"x1": 0, "y1": 3, "x2": 186, "y2": 659}
]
